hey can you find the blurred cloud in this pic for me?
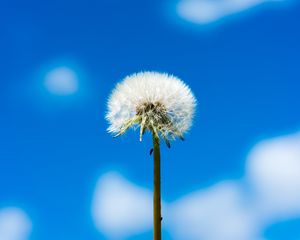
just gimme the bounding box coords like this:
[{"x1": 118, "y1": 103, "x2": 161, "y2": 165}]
[
  {"x1": 175, "y1": 0, "x2": 285, "y2": 25},
  {"x1": 169, "y1": 182, "x2": 259, "y2": 240},
  {"x1": 247, "y1": 132, "x2": 300, "y2": 221},
  {"x1": 44, "y1": 67, "x2": 79, "y2": 95},
  {"x1": 92, "y1": 131, "x2": 300, "y2": 239},
  {"x1": 91, "y1": 172, "x2": 153, "y2": 239},
  {"x1": 0, "y1": 207, "x2": 32, "y2": 240}
]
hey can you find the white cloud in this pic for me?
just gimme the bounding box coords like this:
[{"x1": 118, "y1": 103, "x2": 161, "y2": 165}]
[
  {"x1": 169, "y1": 181, "x2": 260, "y2": 240},
  {"x1": 247, "y1": 132, "x2": 300, "y2": 221},
  {"x1": 175, "y1": 0, "x2": 284, "y2": 25},
  {"x1": 91, "y1": 172, "x2": 153, "y2": 239},
  {"x1": 92, "y1": 131, "x2": 300, "y2": 240},
  {"x1": 44, "y1": 67, "x2": 79, "y2": 95},
  {"x1": 0, "y1": 208, "x2": 32, "y2": 240}
]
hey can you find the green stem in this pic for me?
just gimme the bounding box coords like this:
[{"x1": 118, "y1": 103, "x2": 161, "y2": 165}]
[{"x1": 152, "y1": 133, "x2": 162, "y2": 240}]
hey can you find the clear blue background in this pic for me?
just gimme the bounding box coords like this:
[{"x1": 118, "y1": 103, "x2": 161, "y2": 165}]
[{"x1": 0, "y1": 0, "x2": 300, "y2": 239}]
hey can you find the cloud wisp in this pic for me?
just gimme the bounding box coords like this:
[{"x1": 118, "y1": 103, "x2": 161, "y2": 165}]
[
  {"x1": 169, "y1": 181, "x2": 260, "y2": 240},
  {"x1": 91, "y1": 172, "x2": 153, "y2": 239},
  {"x1": 0, "y1": 207, "x2": 32, "y2": 240},
  {"x1": 92, "y1": 131, "x2": 300, "y2": 240},
  {"x1": 247, "y1": 132, "x2": 300, "y2": 221},
  {"x1": 174, "y1": 0, "x2": 285, "y2": 25},
  {"x1": 44, "y1": 67, "x2": 79, "y2": 96}
]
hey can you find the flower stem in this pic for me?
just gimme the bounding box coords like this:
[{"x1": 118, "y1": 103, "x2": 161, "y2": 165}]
[{"x1": 152, "y1": 133, "x2": 162, "y2": 240}]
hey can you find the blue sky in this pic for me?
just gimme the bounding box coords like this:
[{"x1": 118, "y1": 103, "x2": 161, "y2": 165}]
[{"x1": 0, "y1": 0, "x2": 300, "y2": 239}]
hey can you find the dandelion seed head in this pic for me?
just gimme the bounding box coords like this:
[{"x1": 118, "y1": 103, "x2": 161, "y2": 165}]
[{"x1": 106, "y1": 71, "x2": 196, "y2": 142}]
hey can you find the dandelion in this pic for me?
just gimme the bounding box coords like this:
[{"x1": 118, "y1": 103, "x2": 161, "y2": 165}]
[{"x1": 106, "y1": 71, "x2": 196, "y2": 240}]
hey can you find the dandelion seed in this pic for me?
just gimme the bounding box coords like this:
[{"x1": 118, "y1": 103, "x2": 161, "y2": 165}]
[{"x1": 106, "y1": 71, "x2": 196, "y2": 144}]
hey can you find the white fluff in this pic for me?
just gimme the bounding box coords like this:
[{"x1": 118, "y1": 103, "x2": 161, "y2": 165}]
[{"x1": 106, "y1": 72, "x2": 196, "y2": 142}]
